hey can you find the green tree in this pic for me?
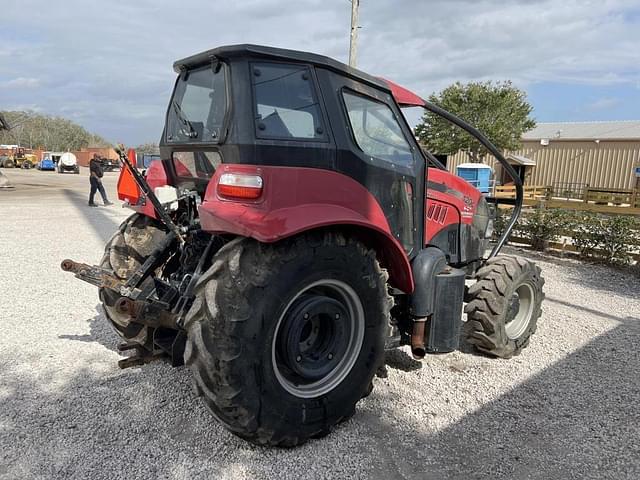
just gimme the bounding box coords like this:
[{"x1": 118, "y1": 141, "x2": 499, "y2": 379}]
[
  {"x1": 415, "y1": 81, "x2": 535, "y2": 162},
  {"x1": 134, "y1": 143, "x2": 160, "y2": 155},
  {"x1": 0, "y1": 110, "x2": 110, "y2": 151}
]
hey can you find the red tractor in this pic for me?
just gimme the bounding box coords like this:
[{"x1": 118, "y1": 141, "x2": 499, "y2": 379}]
[{"x1": 62, "y1": 45, "x2": 544, "y2": 446}]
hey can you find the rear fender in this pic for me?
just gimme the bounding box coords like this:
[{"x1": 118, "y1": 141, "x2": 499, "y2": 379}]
[{"x1": 198, "y1": 165, "x2": 414, "y2": 293}]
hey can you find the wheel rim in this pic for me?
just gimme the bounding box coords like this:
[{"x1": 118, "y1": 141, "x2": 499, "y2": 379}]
[
  {"x1": 505, "y1": 283, "x2": 535, "y2": 340},
  {"x1": 272, "y1": 279, "x2": 365, "y2": 399}
]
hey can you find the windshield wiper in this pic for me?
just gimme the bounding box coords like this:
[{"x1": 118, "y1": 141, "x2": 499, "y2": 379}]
[{"x1": 172, "y1": 100, "x2": 198, "y2": 139}]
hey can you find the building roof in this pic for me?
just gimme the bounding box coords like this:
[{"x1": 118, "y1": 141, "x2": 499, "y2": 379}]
[
  {"x1": 507, "y1": 154, "x2": 536, "y2": 166},
  {"x1": 523, "y1": 121, "x2": 640, "y2": 140}
]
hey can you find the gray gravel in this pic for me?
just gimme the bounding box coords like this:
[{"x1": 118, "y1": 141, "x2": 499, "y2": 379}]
[{"x1": 1, "y1": 168, "x2": 639, "y2": 479}]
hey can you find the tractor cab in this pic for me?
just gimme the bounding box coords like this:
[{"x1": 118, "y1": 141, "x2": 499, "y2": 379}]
[
  {"x1": 158, "y1": 45, "x2": 498, "y2": 274},
  {"x1": 161, "y1": 46, "x2": 425, "y2": 258}
]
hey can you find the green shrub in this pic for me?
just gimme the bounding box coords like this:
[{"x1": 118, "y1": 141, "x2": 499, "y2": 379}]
[
  {"x1": 594, "y1": 215, "x2": 640, "y2": 265},
  {"x1": 569, "y1": 212, "x2": 640, "y2": 265},
  {"x1": 492, "y1": 207, "x2": 509, "y2": 240},
  {"x1": 518, "y1": 208, "x2": 572, "y2": 251},
  {"x1": 492, "y1": 205, "x2": 639, "y2": 267},
  {"x1": 570, "y1": 211, "x2": 600, "y2": 258}
]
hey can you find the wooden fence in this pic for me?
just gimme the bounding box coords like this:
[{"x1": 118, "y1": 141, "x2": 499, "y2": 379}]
[
  {"x1": 494, "y1": 185, "x2": 640, "y2": 215},
  {"x1": 509, "y1": 235, "x2": 640, "y2": 262},
  {"x1": 494, "y1": 185, "x2": 551, "y2": 201}
]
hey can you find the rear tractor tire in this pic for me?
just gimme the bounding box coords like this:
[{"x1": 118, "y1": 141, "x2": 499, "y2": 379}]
[
  {"x1": 99, "y1": 213, "x2": 166, "y2": 343},
  {"x1": 464, "y1": 255, "x2": 544, "y2": 358},
  {"x1": 184, "y1": 233, "x2": 392, "y2": 447}
]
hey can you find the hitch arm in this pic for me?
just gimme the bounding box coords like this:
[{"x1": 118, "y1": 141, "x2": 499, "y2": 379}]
[{"x1": 60, "y1": 260, "x2": 125, "y2": 291}]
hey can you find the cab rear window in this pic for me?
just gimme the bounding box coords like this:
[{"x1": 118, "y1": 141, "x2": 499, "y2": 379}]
[
  {"x1": 172, "y1": 151, "x2": 221, "y2": 179},
  {"x1": 167, "y1": 64, "x2": 227, "y2": 143},
  {"x1": 252, "y1": 63, "x2": 326, "y2": 141}
]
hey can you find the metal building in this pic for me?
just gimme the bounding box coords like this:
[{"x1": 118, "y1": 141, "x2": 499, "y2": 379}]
[{"x1": 445, "y1": 121, "x2": 640, "y2": 191}]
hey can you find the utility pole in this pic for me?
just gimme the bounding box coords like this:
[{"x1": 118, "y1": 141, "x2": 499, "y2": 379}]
[{"x1": 349, "y1": 0, "x2": 359, "y2": 67}]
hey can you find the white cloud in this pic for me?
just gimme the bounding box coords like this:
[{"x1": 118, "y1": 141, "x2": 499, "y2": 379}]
[
  {"x1": 1, "y1": 77, "x2": 41, "y2": 88},
  {"x1": 586, "y1": 97, "x2": 621, "y2": 110},
  {"x1": 0, "y1": 0, "x2": 637, "y2": 142}
]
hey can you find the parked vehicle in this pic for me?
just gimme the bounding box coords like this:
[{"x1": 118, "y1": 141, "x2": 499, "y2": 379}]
[
  {"x1": 37, "y1": 158, "x2": 56, "y2": 171},
  {"x1": 98, "y1": 156, "x2": 121, "y2": 172},
  {"x1": 137, "y1": 153, "x2": 160, "y2": 169},
  {"x1": 58, "y1": 152, "x2": 80, "y2": 174},
  {"x1": 62, "y1": 45, "x2": 544, "y2": 447},
  {"x1": 0, "y1": 155, "x2": 12, "y2": 168},
  {"x1": 39, "y1": 152, "x2": 64, "y2": 171},
  {"x1": 37, "y1": 153, "x2": 57, "y2": 171},
  {"x1": 5, "y1": 147, "x2": 37, "y2": 169}
]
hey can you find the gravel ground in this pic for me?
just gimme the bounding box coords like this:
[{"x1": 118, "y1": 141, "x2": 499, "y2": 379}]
[{"x1": 1, "y1": 168, "x2": 639, "y2": 479}]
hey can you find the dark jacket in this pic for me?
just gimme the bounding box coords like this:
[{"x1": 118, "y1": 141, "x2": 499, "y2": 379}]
[{"x1": 89, "y1": 159, "x2": 104, "y2": 179}]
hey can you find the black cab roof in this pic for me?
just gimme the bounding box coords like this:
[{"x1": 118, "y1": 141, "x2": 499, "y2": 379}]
[{"x1": 173, "y1": 44, "x2": 389, "y2": 92}]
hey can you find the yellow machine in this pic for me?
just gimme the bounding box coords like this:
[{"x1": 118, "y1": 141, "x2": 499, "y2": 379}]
[{"x1": 8, "y1": 147, "x2": 37, "y2": 169}]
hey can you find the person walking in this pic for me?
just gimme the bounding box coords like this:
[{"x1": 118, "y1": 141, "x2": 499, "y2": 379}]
[{"x1": 88, "y1": 154, "x2": 113, "y2": 207}]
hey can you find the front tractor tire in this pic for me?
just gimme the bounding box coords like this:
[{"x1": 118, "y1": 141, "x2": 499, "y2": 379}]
[
  {"x1": 184, "y1": 233, "x2": 391, "y2": 447},
  {"x1": 464, "y1": 255, "x2": 544, "y2": 358},
  {"x1": 99, "y1": 214, "x2": 166, "y2": 343}
]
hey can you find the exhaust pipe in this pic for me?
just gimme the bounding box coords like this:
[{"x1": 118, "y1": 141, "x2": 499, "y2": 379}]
[{"x1": 411, "y1": 316, "x2": 428, "y2": 359}]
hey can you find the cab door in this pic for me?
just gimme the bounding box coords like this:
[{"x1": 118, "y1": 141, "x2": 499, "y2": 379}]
[{"x1": 316, "y1": 69, "x2": 425, "y2": 257}]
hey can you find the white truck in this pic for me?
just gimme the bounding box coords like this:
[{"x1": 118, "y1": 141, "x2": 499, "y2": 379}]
[{"x1": 58, "y1": 152, "x2": 79, "y2": 174}]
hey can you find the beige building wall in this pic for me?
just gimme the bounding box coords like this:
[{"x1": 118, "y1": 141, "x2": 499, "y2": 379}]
[{"x1": 445, "y1": 140, "x2": 640, "y2": 190}]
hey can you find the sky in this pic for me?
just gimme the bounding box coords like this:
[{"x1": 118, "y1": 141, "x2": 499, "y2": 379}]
[{"x1": 1, "y1": 0, "x2": 639, "y2": 145}]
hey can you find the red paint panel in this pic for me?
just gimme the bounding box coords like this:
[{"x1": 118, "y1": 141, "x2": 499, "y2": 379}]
[
  {"x1": 425, "y1": 167, "x2": 482, "y2": 242},
  {"x1": 379, "y1": 77, "x2": 426, "y2": 107},
  {"x1": 199, "y1": 165, "x2": 414, "y2": 293}
]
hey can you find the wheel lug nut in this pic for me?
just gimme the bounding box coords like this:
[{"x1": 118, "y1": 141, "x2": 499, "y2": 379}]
[
  {"x1": 335, "y1": 313, "x2": 340, "y2": 319},
  {"x1": 328, "y1": 353, "x2": 333, "y2": 360},
  {"x1": 296, "y1": 355, "x2": 302, "y2": 362},
  {"x1": 303, "y1": 313, "x2": 309, "y2": 319}
]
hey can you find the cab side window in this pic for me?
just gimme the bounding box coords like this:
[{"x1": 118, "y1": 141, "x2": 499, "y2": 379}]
[
  {"x1": 342, "y1": 90, "x2": 412, "y2": 165},
  {"x1": 252, "y1": 63, "x2": 326, "y2": 140}
]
